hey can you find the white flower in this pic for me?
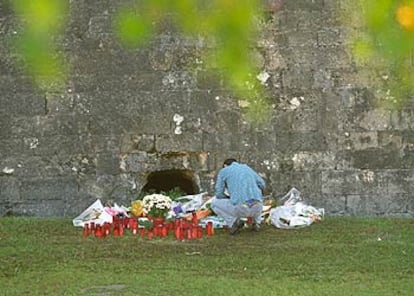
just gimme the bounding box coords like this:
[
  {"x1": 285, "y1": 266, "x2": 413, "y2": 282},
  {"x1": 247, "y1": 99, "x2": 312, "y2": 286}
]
[{"x1": 142, "y1": 194, "x2": 172, "y2": 216}]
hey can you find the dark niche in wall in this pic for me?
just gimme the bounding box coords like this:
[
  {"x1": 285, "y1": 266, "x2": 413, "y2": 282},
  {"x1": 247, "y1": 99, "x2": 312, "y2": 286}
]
[{"x1": 141, "y1": 169, "x2": 199, "y2": 195}]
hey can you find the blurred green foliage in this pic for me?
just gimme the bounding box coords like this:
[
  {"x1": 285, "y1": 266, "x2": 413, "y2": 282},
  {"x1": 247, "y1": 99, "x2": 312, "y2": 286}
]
[
  {"x1": 10, "y1": 0, "x2": 271, "y2": 124},
  {"x1": 114, "y1": 0, "x2": 271, "y2": 124},
  {"x1": 342, "y1": 0, "x2": 414, "y2": 107},
  {"x1": 10, "y1": 0, "x2": 69, "y2": 91}
]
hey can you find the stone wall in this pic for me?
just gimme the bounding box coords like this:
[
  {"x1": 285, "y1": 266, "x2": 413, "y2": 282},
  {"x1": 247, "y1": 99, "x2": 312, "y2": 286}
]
[{"x1": 1, "y1": 0, "x2": 413, "y2": 217}]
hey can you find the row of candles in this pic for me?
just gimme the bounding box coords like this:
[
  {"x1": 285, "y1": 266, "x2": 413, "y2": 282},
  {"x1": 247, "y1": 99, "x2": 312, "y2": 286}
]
[{"x1": 82, "y1": 213, "x2": 215, "y2": 240}]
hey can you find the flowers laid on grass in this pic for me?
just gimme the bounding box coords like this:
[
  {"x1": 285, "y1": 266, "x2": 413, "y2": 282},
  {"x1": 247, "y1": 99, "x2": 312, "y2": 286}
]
[
  {"x1": 130, "y1": 200, "x2": 144, "y2": 217},
  {"x1": 142, "y1": 193, "x2": 172, "y2": 218}
]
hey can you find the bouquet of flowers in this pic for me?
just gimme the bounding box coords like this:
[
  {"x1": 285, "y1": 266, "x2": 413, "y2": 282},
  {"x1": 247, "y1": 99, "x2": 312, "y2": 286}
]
[{"x1": 142, "y1": 193, "x2": 172, "y2": 218}]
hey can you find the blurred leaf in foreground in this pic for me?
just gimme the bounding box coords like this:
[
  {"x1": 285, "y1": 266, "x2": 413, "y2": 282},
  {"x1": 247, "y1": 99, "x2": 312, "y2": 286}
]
[
  {"x1": 114, "y1": 0, "x2": 271, "y2": 125},
  {"x1": 341, "y1": 0, "x2": 414, "y2": 107},
  {"x1": 10, "y1": 0, "x2": 69, "y2": 91},
  {"x1": 10, "y1": 0, "x2": 271, "y2": 124}
]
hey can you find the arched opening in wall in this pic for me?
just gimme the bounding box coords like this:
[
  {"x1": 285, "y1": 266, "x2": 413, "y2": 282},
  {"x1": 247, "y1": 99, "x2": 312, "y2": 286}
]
[{"x1": 141, "y1": 169, "x2": 199, "y2": 195}]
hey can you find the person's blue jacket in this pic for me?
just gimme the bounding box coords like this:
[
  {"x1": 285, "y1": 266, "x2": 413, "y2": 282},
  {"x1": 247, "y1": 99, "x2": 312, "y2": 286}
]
[{"x1": 215, "y1": 162, "x2": 265, "y2": 205}]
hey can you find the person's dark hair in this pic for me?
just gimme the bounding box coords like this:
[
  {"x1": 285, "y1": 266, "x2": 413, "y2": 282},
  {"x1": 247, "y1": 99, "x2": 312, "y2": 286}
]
[{"x1": 223, "y1": 158, "x2": 237, "y2": 167}]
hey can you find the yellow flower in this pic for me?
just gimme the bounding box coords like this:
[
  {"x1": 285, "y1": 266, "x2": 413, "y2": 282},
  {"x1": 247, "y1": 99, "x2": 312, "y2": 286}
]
[
  {"x1": 397, "y1": 4, "x2": 414, "y2": 30},
  {"x1": 131, "y1": 200, "x2": 144, "y2": 217}
]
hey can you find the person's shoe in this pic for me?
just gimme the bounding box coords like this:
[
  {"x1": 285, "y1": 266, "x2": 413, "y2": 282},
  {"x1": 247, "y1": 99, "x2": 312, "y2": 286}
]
[
  {"x1": 230, "y1": 218, "x2": 244, "y2": 235},
  {"x1": 252, "y1": 223, "x2": 260, "y2": 232}
]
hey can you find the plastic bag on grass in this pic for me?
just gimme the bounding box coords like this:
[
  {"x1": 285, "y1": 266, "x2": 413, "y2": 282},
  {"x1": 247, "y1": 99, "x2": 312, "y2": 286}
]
[
  {"x1": 270, "y1": 188, "x2": 324, "y2": 229},
  {"x1": 172, "y1": 192, "x2": 209, "y2": 214},
  {"x1": 280, "y1": 187, "x2": 302, "y2": 206},
  {"x1": 72, "y1": 199, "x2": 113, "y2": 227}
]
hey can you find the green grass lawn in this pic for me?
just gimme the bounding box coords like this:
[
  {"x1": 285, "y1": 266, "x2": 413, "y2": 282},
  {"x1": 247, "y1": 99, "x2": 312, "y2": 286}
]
[{"x1": 0, "y1": 217, "x2": 413, "y2": 296}]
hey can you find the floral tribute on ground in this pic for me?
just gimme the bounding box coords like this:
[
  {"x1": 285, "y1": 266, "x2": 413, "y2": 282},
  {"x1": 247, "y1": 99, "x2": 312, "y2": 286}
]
[
  {"x1": 73, "y1": 188, "x2": 324, "y2": 240},
  {"x1": 142, "y1": 193, "x2": 172, "y2": 218},
  {"x1": 74, "y1": 192, "x2": 217, "y2": 240}
]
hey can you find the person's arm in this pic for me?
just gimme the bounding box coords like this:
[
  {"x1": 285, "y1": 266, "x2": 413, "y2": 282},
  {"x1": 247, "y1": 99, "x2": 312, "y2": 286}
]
[{"x1": 215, "y1": 170, "x2": 227, "y2": 198}]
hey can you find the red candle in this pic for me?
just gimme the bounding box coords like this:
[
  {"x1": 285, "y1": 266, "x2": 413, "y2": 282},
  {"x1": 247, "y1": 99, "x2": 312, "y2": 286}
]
[
  {"x1": 95, "y1": 225, "x2": 104, "y2": 238},
  {"x1": 206, "y1": 221, "x2": 214, "y2": 237},
  {"x1": 129, "y1": 218, "x2": 137, "y2": 230},
  {"x1": 186, "y1": 228, "x2": 192, "y2": 240},
  {"x1": 168, "y1": 221, "x2": 174, "y2": 231},
  {"x1": 124, "y1": 217, "x2": 130, "y2": 229},
  {"x1": 192, "y1": 212, "x2": 198, "y2": 225},
  {"x1": 161, "y1": 226, "x2": 168, "y2": 237},
  {"x1": 140, "y1": 227, "x2": 146, "y2": 237},
  {"x1": 104, "y1": 223, "x2": 111, "y2": 236},
  {"x1": 131, "y1": 222, "x2": 138, "y2": 236},
  {"x1": 192, "y1": 225, "x2": 198, "y2": 239},
  {"x1": 174, "y1": 226, "x2": 181, "y2": 240},
  {"x1": 83, "y1": 223, "x2": 89, "y2": 237},
  {"x1": 113, "y1": 224, "x2": 120, "y2": 236},
  {"x1": 90, "y1": 222, "x2": 95, "y2": 235}
]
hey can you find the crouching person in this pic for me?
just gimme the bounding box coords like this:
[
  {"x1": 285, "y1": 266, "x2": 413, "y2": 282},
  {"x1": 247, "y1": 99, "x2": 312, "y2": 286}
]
[{"x1": 211, "y1": 158, "x2": 266, "y2": 235}]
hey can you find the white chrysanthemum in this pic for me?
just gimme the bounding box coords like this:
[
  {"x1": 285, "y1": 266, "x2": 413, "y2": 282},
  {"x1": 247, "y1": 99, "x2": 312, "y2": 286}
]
[{"x1": 142, "y1": 193, "x2": 172, "y2": 216}]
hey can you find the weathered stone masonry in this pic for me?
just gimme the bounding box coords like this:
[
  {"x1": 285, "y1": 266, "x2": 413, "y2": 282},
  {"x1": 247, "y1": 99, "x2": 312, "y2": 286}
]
[{"x1": 0, "y1": 0, "x2": 413, "y2": 217}]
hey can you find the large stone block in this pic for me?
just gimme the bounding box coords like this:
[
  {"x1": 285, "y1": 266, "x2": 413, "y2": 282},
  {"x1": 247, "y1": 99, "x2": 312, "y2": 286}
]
[
  {"x1": 313, "y1": 194, "x2": 346, "y2": 216},
  {"x1": 16, "y1": 177, "x2": 79, "y2": 216},
  {"x1": 11, "y1": 200, "x2": 68, "y2": 217},
  {"x1": 202, "y1": 131, "x2": 245, "y2": 152},
  {"x1": 291, "y1": 108, "x2": 320, "y2": 131},
  {"x1": 8, "y1": 115, "x2": 90, "y2": 138},
  {"x1": 322, "y1": 169, "x2": 387, "y2": 196},
  {"x1": 18, "y1": 135, "x2": 93, "y2": 157},
  {"x1": 0, "y1": 115, "x2": 12, "y2": 139},
  {"x1": 354, "y1": 108, "x2": 392, "y2": 131},
  {"x1": 1, "y1": 156, "x2": 65, "y2": 178},
  {"x1": 390, "y1": 110, "x2": 414, "y2": 130},
  {"x1": 96, "y1": 152, "x2": 121, "y2": 175},
  {"x1": 352, "y1": 148, "x2": 401, "y2": 169},
  {"x1": 0, "y1": 138, "x2": 24, "y2": 157},
  {"x1": 0, "y1": 75, "x2": 34, "y2": 93},
  {"x1": 122, "y1": 152, "x2": 149, "y2": 173},
  {"x1": 290, "y1": 131, "x2": 328, "y2": 152},
  {"x1": 339, "y1": 131, "x2": 378, "y2": 151},
  {"x1": 381, "y1": 169, "x2": 414, "y2": 195},
  {"x1": 291, "y1": 151, "x2": 337, "y2": 171},
  {"x1": 401, "y1": 149, "x2": 414, "y2": 169},
  {"x1": 315, "y1": 47, "x2": 351, "y2": 70},
  {"x1": 346, "y1": 194, "x2": 411, "y2": 216},
  {"x1": 269, "y1": 170, "x2": 321, "y2": 201},
  {"x1": 299, "y1": 191, "x2": 346, "y2": 216},
  {"x1": 120, "y1": 133, "x2": 155, "y2": 154},
  {"x1": 1, "y1": 93, "x2": 45, "y2": 116},
  {"x1": 20, "y1": 177, "x2": 78, "y2": 200},
  {"x1": 377, "y1": 131, "x2": 402, "y2": 149},
  {"x1": 156, "y1": 133, "x2": 203, "y2": 153},
  {"x1": 282, "y1": 66, "x2": 315, "y2": 89},
  {"x1": 0, "y1": 178, "x2": 21, "y2": 213},
  {"x1": 0, "y1": 1, "x2": 14, "y2": 16},
  {"x1": 317, "y1": 28, "x2": 342, "y2": 47}
]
